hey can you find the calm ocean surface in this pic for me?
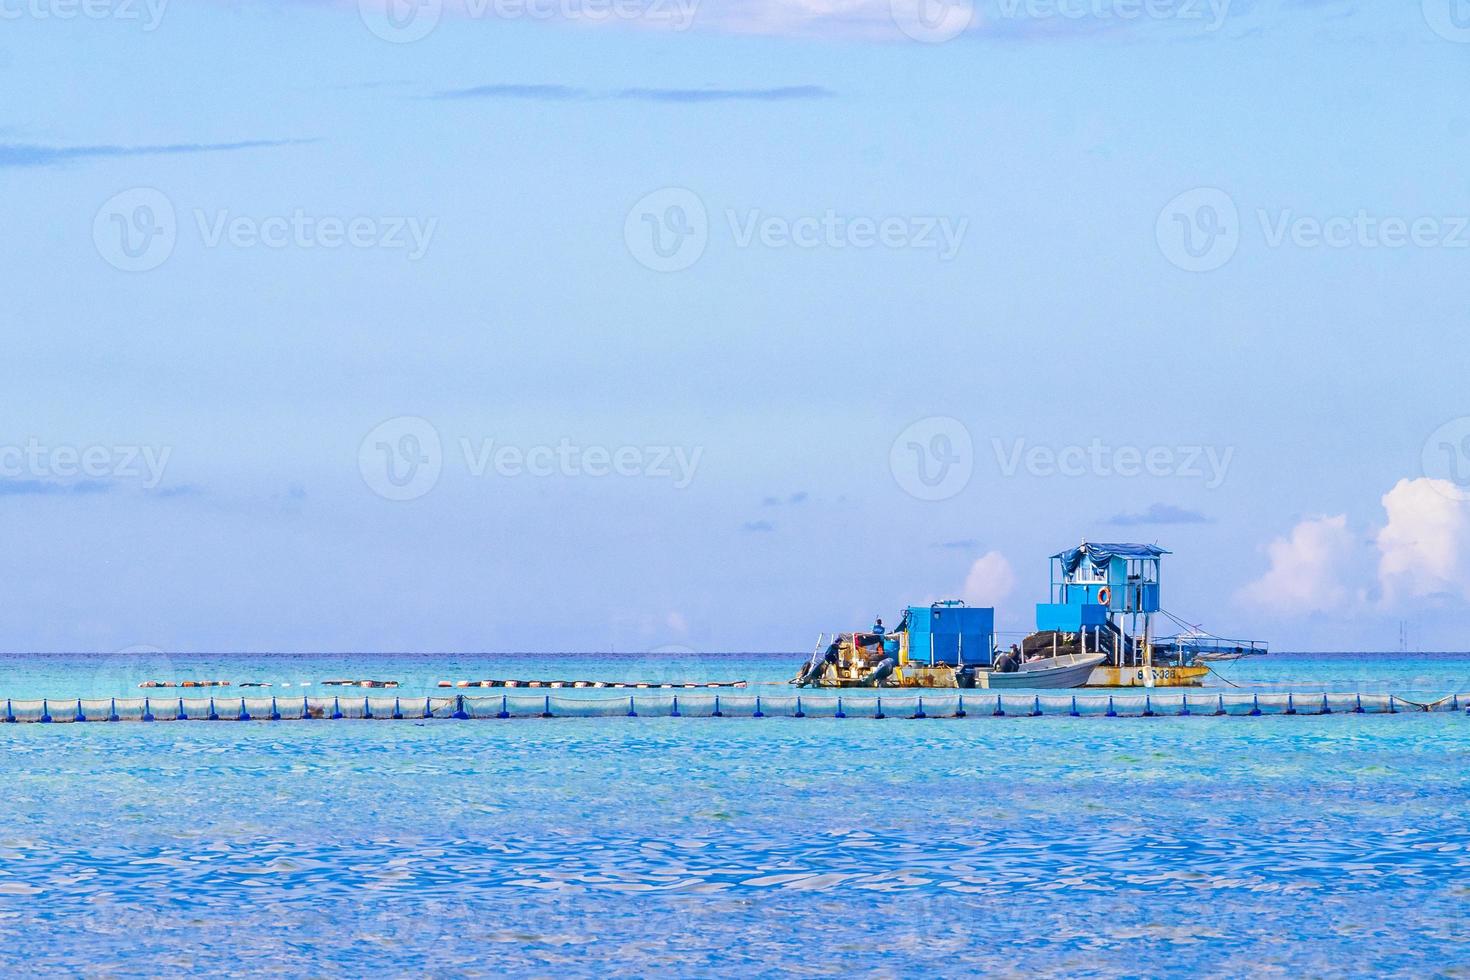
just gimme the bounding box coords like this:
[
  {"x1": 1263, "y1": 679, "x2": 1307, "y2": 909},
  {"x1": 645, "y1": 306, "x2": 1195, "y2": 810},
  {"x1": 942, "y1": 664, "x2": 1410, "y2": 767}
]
[{"x1": 1, "y1": 652, "x2": 1467, "y2": 975}]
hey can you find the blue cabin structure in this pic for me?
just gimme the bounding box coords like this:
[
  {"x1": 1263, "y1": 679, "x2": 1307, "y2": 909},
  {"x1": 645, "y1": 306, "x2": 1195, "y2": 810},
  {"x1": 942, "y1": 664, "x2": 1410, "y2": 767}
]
[{"x1": 906, "y1": 602, "x2": 995, "y2": 667}]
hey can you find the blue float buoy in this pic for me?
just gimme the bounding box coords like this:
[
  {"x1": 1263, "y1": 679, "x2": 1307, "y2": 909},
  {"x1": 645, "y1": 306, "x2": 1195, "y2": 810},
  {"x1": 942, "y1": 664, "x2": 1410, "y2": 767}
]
[
  {"x1": 1179, "y1": 695, "x2": 1191, "y2": 717},
  {"x1": 392, "y1": 697, "x2": 404, "y2": 721},
  {"x1": 1286, "y1": 693, "x2": 1297, "y2": 716},
  {"x1": 1142, "y1": 695, "x2": 1155, "y2": 718},
  {"x1": 1320, "y1": 694, "x2": 1332, "y2": 715},
  {"x1": 1354, "y1": 694, "x2": 1364, "y2": 714},
  {"x1": 913, "y1": 696, "x2": 925, "y2": 720},
  {"x1": 954, "y1": 695, "x2": 966, "y2": 719},
  {"x1": 626, "y1": 696, "x2": 637, "y2": 718},
  {"x1": 302, "y1": 695, "x2": 313, "y2": 720},
  {"x1": 177, "y1": 698, "x2": 188, "y2": 722},
  {"x1": 1215, "y1": 693, "x2": 1226, "y2": 717},
  {"x1": 873, "y1": 697, "x2": 884, "y2": 721},
  {"x1": 542, "y1": 695, "x2": 555, "y2": 719},
  {"x1": 1389, "y1": 695, "x2": 1397, "y2": 714},
  {"x1": 208, "y1": 697, "x2": 220, "y2": 721},
  {"x1": 753, "y1": 696, "x2": 765, "y2": 718},
  {"x1": 237, "y1": 698, "x2": 250, "y2": 722},
  {"x1": 1105, "y1": 696, "x2": 1117, "y2": 718},
  {"x1": 793, "y1": 697, "x2": 804, "y2": 719},
  {"x1": 712, "y1": 695, "x2": 723, "y2": 718},
  {"x1": 993, "y1": 695, "x2": 1005, "y2": 718},
  {"x1": 497, "y1": 695, "x2": 510, "y2": 720},
  {"x1": 1249, "y1": 694, "x2": 1262, "y2": 717},
  {"x1": 450, "y1": 695, "x2": 468, "y2": 720},
  {"x1": 141, "y1": 698, "x2": 154, "y2": 723},
  {"x1": 74, "y1": 699, "x2": 86, "y2": 723},
  {"x1": 834, "y1": 697, "x2": 845, "y2": 719},
  {"x1": 1070, "y1": 695, "x2": 1080, "y2": 718},
  {"x1": 39, "y1": 699, "x2": 52, "y2": 724},
  {"x1": 1031, "y1": 695, "x2": 1043, "y2": 718},
  {"x1": 270, "y1": 697, "x2": 282, "y2": 722}
]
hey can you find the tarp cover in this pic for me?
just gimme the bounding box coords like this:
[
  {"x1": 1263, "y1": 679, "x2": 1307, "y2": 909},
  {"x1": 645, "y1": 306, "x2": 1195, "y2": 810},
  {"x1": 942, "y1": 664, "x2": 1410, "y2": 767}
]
[{"x1": 1052, "y1": 542, "x2": 1169, "y2": 575}]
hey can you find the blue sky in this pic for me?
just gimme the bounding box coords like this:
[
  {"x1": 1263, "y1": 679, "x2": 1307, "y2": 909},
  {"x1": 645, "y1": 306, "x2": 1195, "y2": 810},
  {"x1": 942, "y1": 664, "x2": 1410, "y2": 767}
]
[{"x1": 2, "y1": 0, "x2": 1468, "y2": 652}]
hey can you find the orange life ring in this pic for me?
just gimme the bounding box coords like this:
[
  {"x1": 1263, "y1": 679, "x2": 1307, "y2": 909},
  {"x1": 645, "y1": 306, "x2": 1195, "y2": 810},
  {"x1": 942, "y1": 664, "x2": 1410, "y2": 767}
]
[{"x1": 1097, "y1": 587, "x2": 1111, "y2": 606}]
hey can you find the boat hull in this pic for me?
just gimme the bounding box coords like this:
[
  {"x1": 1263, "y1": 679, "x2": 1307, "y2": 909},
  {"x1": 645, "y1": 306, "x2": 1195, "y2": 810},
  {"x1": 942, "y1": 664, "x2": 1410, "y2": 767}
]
[
  {"x1": 1085, "y1": 664, "x2": 1209, "y2": 688},
  {"x1": 976, "y1": 654, "x2": 1105, "y2": 690}
]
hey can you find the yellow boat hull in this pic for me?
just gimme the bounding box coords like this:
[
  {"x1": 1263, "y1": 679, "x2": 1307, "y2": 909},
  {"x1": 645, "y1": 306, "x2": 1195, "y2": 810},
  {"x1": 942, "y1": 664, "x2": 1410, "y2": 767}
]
[{"x1": 1085, "y1": 665, "x2": 1209, "y2": 688}]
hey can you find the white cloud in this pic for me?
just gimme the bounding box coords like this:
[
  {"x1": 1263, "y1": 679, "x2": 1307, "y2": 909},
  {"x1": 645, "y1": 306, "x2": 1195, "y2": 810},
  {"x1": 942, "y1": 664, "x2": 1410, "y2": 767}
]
[
  {"x1": 962, "y1": 550, "x2": 1015, "y2": 608},
  {"x1": 1376, "y1": 478, "x2": 1470, "y2": 604},
  {"x1": 1237, "y1": 514, "x2": 1355, "y2": 614}
]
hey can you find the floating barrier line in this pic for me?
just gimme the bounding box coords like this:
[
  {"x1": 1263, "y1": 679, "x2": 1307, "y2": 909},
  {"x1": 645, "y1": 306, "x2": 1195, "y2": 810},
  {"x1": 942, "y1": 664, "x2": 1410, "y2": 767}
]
[{"x1": 0, "y1": 692, "x2": 1461, "y2": 723}]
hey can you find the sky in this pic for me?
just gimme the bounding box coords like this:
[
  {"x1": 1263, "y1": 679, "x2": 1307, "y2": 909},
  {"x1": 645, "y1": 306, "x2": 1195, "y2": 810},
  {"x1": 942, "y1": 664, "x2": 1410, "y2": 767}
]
[{"x1": 2, "y1": 0, "x2": 1468, "y2": 653}]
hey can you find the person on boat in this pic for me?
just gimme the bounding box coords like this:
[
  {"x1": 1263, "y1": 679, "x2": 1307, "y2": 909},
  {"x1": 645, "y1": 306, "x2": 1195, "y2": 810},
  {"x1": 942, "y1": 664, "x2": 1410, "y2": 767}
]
[
  {"x1": 796, "y1": 638, "x2": 841, "y2": 687},
  {"x1": 872, "y1": 616, "x2": 885, "y2": 635}
]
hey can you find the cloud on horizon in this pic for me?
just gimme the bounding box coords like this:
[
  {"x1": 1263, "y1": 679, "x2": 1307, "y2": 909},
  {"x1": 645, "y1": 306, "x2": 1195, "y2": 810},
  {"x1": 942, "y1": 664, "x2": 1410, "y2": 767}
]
[
  {"x1": 1105, "y1": 503, "x2": 1211, "y2": 526},
  {"x1": 0, "y1": 478, "x2": 115, "y2": 497},
  {"x1": 0, "y1": 139, "x2": 314, "y2": 170}
]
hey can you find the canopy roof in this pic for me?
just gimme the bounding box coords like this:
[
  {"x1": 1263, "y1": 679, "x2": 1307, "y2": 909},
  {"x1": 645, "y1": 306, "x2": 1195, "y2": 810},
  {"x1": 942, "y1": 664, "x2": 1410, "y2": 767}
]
[{"x1": 1051, "y1": 542, "x2": 1169, "y2": 576}]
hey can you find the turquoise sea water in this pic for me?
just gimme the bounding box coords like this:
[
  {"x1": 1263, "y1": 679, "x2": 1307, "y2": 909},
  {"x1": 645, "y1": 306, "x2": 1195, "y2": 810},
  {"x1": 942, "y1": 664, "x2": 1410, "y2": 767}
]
[{"x1": 1, "y1": 652, "x2": 1468, "y2": 975}]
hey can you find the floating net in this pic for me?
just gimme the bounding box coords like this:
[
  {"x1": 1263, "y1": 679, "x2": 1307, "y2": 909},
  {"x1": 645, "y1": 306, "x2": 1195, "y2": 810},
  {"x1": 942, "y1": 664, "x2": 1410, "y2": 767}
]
[{"x1": 0, "y1": 690, "x2": 1461, "y2": 723}]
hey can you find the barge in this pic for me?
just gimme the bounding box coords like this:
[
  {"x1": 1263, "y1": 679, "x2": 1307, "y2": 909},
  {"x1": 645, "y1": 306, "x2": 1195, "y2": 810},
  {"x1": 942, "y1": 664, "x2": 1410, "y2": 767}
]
[{"x1": 795, "y1": 541, "x2": 1265, "y2": 689}]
